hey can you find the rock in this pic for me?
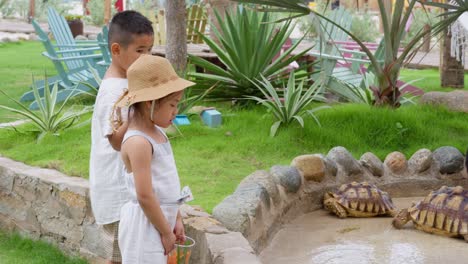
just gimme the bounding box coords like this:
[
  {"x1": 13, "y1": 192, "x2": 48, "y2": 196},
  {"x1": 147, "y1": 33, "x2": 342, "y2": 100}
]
[
  {"x1": 327, "y1": 146, "x2": 362, "y2": 175},
  {"x1": 87, "y1": 34, "x2": 98, "y2": 40},
  {"x1": 214, "y1": 247, "x2": 261, "y2": 264},
  {"x1": 433, "y1": 146, "x2": 464, "y2": 174},
  {"x1": 206, "y1": 232, "x2": 258, "y2": 264},
  {"x1": 408, "y1": 149, "x2": 432, "y2": 173},
  {"x1": 360, "y1": 152, "x2": 384, "y2": 177},
  {"x1": 75, "y1": 35, "x2": 88, "y2": 40},
  {"x1": 29, "y1": 33, "x2": 38, "y2": 41},
  {"x1": 384, "y1": 152, "x2": 407, "y2": 174},
  {"x1": 291, "y1": 154, "x2": 325, "y2": 182},
  {"x1": 270, "y1": 165, "x2": 302, "y2": 193},
  {"x1": 212, "y1": 181, "x2": 270, "y2": 234},
  {"x1": 323, "y1": 155, "x2": 338, "y2": 177},
  {"x1": 237, "y1": 170, "x2": 278, "y2": 204},
  {"x1": 180, "y1": 204, "x2": 211, "y2": 218},
  {"x1": 421, "y1": 91, "x2": 468, "y2": 113}
]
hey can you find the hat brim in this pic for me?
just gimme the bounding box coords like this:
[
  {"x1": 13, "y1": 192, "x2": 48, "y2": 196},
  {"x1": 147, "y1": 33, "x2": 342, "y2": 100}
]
[{"x1": 116, "y1": 77, "x2": 196, "y2": 107}]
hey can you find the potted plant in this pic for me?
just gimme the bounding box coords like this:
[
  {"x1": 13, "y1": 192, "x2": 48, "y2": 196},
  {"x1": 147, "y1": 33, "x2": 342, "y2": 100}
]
[{"x1": 65, "y1": 14, "x2": 84, "y2": 38}]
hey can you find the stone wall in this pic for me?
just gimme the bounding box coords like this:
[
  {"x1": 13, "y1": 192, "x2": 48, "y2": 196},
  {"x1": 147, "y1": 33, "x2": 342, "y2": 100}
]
[
  {"x1": 0, "y1": 156, "x2": 260, "y2": 263},
  {"x1": 213, "y1": 146, "x2": 468, "y2": 253}
]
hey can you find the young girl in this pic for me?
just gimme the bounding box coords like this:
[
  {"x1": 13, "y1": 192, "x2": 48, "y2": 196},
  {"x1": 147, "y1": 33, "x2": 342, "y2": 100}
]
[{"x1": 113, "y1": 54, "x2": 195, "y2": 263}]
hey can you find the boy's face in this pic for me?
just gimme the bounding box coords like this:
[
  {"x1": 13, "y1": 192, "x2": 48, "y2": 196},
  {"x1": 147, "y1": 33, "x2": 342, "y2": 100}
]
[{"x1": 113, "y1": 34, "x2": 154, "y2": 72}]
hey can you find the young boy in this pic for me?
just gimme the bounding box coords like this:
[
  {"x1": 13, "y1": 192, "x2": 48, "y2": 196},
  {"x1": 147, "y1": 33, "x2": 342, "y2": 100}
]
[{"x1": 89, "y1": 10, "x2": 154, "y2": 264}]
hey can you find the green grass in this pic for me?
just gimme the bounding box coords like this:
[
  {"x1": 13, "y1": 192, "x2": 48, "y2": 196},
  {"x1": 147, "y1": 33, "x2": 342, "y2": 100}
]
[
  {"x1": 1, "y1": 103, "x2": 467, "y2": 212},
  {"x1": 400, "y1": 68, "x2": 468, "y2": 92},
  {"x1": 0, "y1": 231, "x2": 87, "y2": 264},
  {"x1": 0, "y1": 41, "x2": 56, "y2": 123}
]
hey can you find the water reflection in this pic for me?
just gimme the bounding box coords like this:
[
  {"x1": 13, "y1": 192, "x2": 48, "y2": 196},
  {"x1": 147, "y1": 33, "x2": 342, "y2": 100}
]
[
  {"x1": 309, "y1": 241, "x2": 424, "y2": 264},
  {"x1": 310, "y1": 241, "x2": 376, "y2": 264},
  {"x1": 389, "y1": 243, "x2": 424, "y2": 264}
]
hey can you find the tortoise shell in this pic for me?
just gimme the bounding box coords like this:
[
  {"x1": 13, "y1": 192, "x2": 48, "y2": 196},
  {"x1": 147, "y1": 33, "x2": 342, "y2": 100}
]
[
  {"x1": 329, "y1": 181, "x2": 396, "y2": 216},
  {"x1": 408, "y1": 186, "x2": 468, "y2": 236}
]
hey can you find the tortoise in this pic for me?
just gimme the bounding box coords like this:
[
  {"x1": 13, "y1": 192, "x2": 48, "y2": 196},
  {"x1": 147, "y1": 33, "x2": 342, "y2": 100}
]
[
  {"x1": 323, "y1": 181, "x2": 396, "y2": 218},
  {"x1": 392, "y1": 185, "x2": 468, "y2": 242}
]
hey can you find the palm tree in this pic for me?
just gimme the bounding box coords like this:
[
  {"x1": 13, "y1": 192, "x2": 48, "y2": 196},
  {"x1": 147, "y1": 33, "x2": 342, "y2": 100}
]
[
  {"x1": 232, "y1": 0, "x2": 467, "y2": 107},
  {"x1": 166, "y1": 0, "x2": 188, "y2": 72}
]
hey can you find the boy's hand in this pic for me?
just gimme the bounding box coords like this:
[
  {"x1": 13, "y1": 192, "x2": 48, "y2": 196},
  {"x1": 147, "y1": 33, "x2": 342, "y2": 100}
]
[
  {"x1": 161, "y1": 231, "x2": 176, "y2": 255},
  {"x1": 173, "y1": 217, "x2": 185, "y2": 243}
]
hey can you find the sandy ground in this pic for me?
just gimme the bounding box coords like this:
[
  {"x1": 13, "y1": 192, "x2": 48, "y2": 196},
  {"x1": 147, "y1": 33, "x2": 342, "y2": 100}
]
[{"x1": 260, "y1": 197, "x2": 468, "y2": 264}]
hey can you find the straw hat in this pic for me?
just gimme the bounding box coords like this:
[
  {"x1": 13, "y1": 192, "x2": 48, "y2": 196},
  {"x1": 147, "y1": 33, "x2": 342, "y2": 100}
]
[{"x1": 116, "y1": 54, "x2": 195, "y2": 107}]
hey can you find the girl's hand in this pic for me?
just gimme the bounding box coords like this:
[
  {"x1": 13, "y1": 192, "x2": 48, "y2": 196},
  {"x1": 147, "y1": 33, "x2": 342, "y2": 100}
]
[
  {"x1": 173, "y1": 217, "x2": 185, "y2": 243},
  {"x1": 161, "y1": 232, "x2": 176, "y2": 255}
]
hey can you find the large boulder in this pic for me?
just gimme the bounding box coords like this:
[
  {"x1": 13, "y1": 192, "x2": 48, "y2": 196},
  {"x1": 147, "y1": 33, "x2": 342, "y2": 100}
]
[
  {"x1": 327, "y1": 146, "x2": 362, "y2": 175},
  {"x1": 360, "y1": 152, "x2": 384, "y2": 177},
  {"x1": 421, "y1": 91, "x2": 468, "y2": 113},
  {"x1": 433, "y1": 146, "x2": 465, "y2": 174}
]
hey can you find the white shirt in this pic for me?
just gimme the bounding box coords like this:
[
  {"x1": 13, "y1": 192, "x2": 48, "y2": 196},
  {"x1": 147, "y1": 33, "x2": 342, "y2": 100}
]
[{"x1": 89, "y1": 78, "x2": 129, "y2": 225}]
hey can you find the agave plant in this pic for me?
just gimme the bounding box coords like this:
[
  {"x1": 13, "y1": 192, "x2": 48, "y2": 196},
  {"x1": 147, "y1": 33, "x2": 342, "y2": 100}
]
[
  {"x1": 0, "y1": 76, "x2": 91, "y2": 142},
  {"x1": 246, "y1": 72, "x2": 330, "y2": 137},
  {"x1": 188, "y1": 5, "x2": 312, "y2": 102},
  {"x1": 233, "y1": 0, "x2": 465, "y2": 108}
]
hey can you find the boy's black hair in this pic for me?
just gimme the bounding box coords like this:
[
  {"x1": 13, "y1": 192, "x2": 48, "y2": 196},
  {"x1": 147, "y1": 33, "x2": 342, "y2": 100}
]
[{"x1": 108, "y1": 10, "x2": 153, "y2": 49}]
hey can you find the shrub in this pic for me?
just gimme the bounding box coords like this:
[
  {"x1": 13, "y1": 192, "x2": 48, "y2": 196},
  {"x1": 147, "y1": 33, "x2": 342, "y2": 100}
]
[
  {"x1": 85, "y1": 0, "x2": 118, "y2": 26},
  {"x1": 188, "y1": 6, "x2": 312, "y2": 103},
  {"x1": 0, "y1": 76, "x2": 91, "y2": 142},
  {"x1": 246, "y1": 72, "x2": 330, "y2": 137}
]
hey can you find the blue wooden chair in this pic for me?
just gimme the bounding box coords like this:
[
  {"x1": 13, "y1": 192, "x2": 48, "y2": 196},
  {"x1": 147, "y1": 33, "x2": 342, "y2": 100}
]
[
  {"x1": 21, "y1": 20, "x2": 101, "y2": 109},
  {"x1": 309, "y1": 8, "x2": 371, "y2": 92},
  {"x1": 46, "y1": 7, "x2": 102, "y2": 68}
]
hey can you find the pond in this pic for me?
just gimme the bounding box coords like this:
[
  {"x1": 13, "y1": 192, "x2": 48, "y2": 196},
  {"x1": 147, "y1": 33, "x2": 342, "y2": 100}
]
[{"x1": 260, "y1": 197, "x2": 468, "y2": 264}]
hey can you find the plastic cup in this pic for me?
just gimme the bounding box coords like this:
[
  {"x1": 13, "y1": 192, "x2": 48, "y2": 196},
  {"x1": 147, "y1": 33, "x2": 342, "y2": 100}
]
[{"x1": 167, "y1": 236, "x2": 196, "y2": 264}]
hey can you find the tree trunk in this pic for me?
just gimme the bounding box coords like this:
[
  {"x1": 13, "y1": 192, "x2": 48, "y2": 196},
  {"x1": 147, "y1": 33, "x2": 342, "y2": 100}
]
[
  {"x1": 28, "y1": 0, "x2": 34, "y2": 23},
  {"x1": 104, "y1": 0, "x2": 111, "y2": 24},
  {"x1": 440, "y1": 26, "x2": 465, "y2": 88},
  {"x1": 166, "y1": 0, "x2": 187, "y2": 73}
]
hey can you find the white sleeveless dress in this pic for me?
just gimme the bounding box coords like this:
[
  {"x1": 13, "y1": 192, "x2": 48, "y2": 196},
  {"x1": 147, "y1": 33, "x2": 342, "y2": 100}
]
[{"x1": 118, "y1": 129, "x2": 181, "y2": 263}]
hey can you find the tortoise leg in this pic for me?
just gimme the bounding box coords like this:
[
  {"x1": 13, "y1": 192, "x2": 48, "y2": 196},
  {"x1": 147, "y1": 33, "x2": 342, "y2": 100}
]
[{"x1": 324, "y1": 198, "x2": 347, "y2": 218}]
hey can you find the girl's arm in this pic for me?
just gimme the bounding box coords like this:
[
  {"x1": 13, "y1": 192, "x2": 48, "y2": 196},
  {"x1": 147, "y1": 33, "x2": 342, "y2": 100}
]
[{"x1": 124, "y1": 137, "x2": 176, "y2": 254}]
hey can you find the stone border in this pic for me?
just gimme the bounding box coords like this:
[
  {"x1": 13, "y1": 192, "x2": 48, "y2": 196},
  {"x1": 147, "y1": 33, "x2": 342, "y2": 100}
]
[
  {"x1": 0, "y1": 156, "x2": 260, "y2": 263},
  {"x1": 212, "y1": 146, "x2": 468, "y2": 253}
]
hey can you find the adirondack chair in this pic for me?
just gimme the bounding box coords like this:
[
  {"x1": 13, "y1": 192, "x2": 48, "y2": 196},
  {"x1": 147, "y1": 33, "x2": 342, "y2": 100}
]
[
  {"x1": 96, "y1": 26, "x2": 111, "y2": 73},
  {"x1": 21, "y1": 20, "x2": 100, "y2": 109},
  {"x1": 309, "y1": 8, "x2": 372, "y2": 92},
  {"x1": 47, "y1": 7, "x2": 102, "y2": 68}
]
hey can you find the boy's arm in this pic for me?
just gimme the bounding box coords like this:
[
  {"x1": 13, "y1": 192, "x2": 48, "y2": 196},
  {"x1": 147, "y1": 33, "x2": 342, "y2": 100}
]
[
  {"x1": 108, "y1": 121, "x2": 128, "y2": 151},
  {"x1": 126, "y1": 137, "x2": 175, "y2": 253}
]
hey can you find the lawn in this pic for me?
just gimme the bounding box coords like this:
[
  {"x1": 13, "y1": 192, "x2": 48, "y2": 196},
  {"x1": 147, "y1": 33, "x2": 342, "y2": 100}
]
[
  {"x1": 0, "y1": 41, "x2": 57, "y2": 123},
  {"x1": 0, "y1": 231, "x2": 87, "y2": 264}
]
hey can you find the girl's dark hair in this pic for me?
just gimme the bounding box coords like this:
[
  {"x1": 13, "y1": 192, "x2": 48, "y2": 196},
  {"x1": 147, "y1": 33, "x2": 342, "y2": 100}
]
[{"x1": 108, "y1": 10, "x2": 154, "y2": 49}]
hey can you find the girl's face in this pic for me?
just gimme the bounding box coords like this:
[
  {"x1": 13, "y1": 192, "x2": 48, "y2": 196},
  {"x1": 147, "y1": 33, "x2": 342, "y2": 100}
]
[{"x1": 149, "y1": 92, "x2": 183, "y2": 128}]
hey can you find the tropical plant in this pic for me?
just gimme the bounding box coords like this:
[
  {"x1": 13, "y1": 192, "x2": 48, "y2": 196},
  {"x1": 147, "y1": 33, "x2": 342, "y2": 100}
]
[
  {"x1": 245, "y1": 72, "x2": 330, "y2": 137},
  {"x1": 188, "y1": 5, "x2": 312, "y2": 102},
  {"x1": 0, "y1": 77, "x2": 91, "y2": 142},
  {"x1": 338, "y1": 71, "x2": 418, "y2": 106},
  {"x1": 232, "y1": 0, "x2": 463, "y2": 108}
]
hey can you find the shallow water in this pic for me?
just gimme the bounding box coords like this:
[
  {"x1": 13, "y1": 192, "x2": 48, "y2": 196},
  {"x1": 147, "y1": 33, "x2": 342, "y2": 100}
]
[{"x1": 260, "y1": 197, "x2": 468, "y2": 264}]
